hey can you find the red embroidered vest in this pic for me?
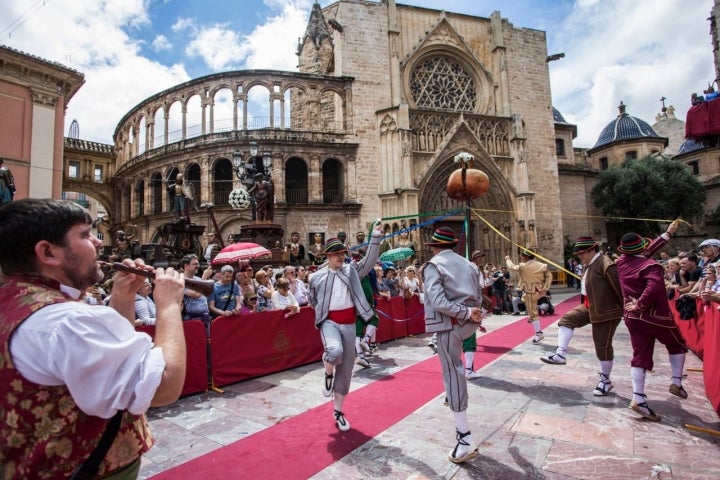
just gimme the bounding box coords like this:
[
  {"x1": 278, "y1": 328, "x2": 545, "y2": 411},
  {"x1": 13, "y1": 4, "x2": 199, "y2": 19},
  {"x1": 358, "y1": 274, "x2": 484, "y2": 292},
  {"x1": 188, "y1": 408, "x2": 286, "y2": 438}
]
[{"x1": 0, "y1": 276, "x2": 154, "y2": 479}]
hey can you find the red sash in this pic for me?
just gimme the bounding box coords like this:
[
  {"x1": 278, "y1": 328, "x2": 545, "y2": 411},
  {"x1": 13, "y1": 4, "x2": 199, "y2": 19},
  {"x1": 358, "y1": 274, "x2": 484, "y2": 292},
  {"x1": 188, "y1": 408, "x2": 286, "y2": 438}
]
[{"x1": 328, "y1": 307, "x2": 356, "y2": 324}]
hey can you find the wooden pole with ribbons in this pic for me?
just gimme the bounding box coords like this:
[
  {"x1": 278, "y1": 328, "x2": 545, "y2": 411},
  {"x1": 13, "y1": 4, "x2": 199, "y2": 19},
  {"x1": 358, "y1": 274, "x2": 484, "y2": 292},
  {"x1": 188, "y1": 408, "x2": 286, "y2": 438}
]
[{"x1": 447, "y1": 152, "x2": 489, "y2": 258}]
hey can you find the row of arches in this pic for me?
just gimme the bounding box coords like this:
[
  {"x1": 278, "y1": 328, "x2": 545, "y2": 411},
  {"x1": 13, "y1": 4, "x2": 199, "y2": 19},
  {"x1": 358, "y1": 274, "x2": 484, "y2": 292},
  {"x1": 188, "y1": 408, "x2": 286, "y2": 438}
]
[
  {"x1": 115, "y1": 72, "x2": 353, "y2": 165},
  {"x1": 114, "y1": 156, "x2": 345, "y2": 222}
]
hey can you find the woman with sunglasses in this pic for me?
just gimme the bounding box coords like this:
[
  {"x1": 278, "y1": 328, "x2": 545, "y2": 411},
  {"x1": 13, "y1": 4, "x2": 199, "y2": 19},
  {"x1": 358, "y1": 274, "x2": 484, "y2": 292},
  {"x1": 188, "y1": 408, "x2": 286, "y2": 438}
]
[{"x1": 239, "y1": 292, "x2": 258, "y2": 314}]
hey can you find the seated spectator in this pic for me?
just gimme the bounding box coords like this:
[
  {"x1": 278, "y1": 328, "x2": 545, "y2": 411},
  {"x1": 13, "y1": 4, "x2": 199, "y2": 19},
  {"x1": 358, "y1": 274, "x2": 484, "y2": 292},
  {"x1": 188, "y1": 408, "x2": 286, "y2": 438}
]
[
  {"x1": 403, "y1": 265, "x2": 423, "y2": 300},
  {"x1": 697, "y1": 264, "x2": 720, "y2": 305},
  {"x1": 537, "y1": 291, "x2": 554, "y2": 315},
  {"x1": 101, "y1": 277, "x2": 114, "y2": 306},
  {"x1": 179, "y1": 254, "x2": 211, "y2": 322},
  {"x1": 511, "y1": 289, "x2": 525, "y2": 315},
  {"x1": 678, "y1": 253, "x2": 702, "y2": 295},
  {"x1": 239, "y1": 291, "x2": 258, "y2": 314},
  {"x1": 209, "y1": 265, "x2": 242, "y2": 317},
  {"x1": 698, "y1": 238, "x2": 720, "y2": 269},
  {"x1": 284, "y1": 265, "x2": 308, "y2": 306},
  {"x1": 261, "y1": 265, "x2": 276, "y2": 286},
  {"x1": 83, "y1": 284, "x2": 104, "y2": 305},
  {"x1": 134, "y1": 280, "x2": 157, "y2": 326},
  {"x1": 665, "y1": 257, "x2": 685, "y2": 297},
  {"x1": 255, "y1": 269, "x2": 275, "y2": 312},
  {"x1": 382, "y1": 266, "x2": 401, "y2": 297},
  {"x1": 236, "y1": 265, "x2": 255, "y2": 297},
  {"x1": 271, "y1": 277, "x2": 300, "y2": 316}
]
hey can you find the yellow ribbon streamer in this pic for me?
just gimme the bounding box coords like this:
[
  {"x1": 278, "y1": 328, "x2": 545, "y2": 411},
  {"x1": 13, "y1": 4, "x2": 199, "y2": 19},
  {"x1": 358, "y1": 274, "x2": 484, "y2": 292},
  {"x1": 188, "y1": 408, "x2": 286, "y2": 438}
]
[{"x1": 470, "y1": 209, "x2": 581, "y2": 280}]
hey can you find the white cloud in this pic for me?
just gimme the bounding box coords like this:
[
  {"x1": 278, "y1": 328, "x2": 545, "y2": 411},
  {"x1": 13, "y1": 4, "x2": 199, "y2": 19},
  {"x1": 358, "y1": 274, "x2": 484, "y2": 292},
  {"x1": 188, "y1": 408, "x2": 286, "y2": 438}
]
[
  {"x1": 549, "y1": 0, "x2": 715, "y2": 147},
  {"x1": 185, "y1": 24, "x2": 246, "y2": 70},
  {"x1": 243, "y1": 3, "x2": 309, "y2": 70},
  {"x1": 152, "y1": 34, "x2": 172, "y2": 51},
  {"x1": 171, "y1": 17, "x2": 196, "y2": 33},
  {"x1": 0, "y1": 0, "x2": 190, "y2": 143}
]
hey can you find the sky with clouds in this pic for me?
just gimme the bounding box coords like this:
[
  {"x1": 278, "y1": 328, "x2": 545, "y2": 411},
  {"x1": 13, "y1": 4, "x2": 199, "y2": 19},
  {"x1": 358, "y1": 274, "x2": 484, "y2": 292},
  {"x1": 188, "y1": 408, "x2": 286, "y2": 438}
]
[{"x1": 0, "y1": 0, "x2": 715, "y2": 148}]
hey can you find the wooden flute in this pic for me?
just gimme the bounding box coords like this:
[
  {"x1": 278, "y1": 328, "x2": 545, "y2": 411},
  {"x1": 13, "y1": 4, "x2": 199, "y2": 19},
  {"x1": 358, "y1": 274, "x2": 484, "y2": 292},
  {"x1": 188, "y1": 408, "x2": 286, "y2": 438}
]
[{"x1": 100, "y1": 261, "x2": 215, "y2": 296}]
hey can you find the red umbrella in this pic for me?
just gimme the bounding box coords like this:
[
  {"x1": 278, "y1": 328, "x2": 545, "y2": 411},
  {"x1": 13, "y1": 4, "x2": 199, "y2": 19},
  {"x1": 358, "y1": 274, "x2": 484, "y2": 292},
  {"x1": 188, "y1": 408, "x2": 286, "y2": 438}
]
[{"x1": 211, "y1": 242, "x2": 272, "y2": 266}]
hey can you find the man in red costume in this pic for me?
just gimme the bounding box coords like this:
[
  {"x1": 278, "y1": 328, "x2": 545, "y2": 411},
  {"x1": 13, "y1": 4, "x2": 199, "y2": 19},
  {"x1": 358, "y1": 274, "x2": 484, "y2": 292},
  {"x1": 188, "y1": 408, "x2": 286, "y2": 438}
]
[
  {"x1": 0, "y1": 199, "x2": 187, "y2": 478},
  {"x1": 616, "y1": 221, "x2": 687, "y2": 422}
]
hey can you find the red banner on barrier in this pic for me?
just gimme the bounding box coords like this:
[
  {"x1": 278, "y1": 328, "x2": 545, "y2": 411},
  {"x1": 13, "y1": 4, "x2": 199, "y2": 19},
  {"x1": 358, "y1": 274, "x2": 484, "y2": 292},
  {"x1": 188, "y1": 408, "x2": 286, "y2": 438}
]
[
  {"x1": 136, "y1": 320, "x2": 208, "y2": 397},
  {"x1": 210, "y1": 307, "x2": 323, "y2": 387},
  {"x1": 702, "y1": 302, "x2": 720, "y2": 416}
]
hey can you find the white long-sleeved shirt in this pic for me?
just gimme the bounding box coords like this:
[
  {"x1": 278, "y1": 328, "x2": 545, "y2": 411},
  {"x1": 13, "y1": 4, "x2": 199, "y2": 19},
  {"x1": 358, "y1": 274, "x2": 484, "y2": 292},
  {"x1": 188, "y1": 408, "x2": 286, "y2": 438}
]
[{"x1": 10, "y1": 284, "x2": 165, "y2": 419}]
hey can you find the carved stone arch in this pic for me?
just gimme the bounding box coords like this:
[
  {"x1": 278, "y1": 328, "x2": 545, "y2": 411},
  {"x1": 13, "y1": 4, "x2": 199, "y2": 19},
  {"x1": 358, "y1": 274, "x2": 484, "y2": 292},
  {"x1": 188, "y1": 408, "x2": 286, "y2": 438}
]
[
  {"x1": 182, "y1": 89, "x2": 204, "y2": 109},
  {"x1": 417, "y1": 125, "x2": 516, "y2": 264},
  {"x1": 244, "y1": 80, "x2": 273, "y2": 93},
  {"x1": 379, "y1": 114, "x2": 397, "y2": 133},
  {"x1": 208, "y1": 82, "x2": 236, "y2": 98},
  {"x1": 281, "y1": 82, "x2": 308, "y2": 96},
  {"x1": 151, "y1": 104, "x2": 164, "y2": 118},
  {"x1": 318, "y1": 85, "x2": 344, "y2": 98}
]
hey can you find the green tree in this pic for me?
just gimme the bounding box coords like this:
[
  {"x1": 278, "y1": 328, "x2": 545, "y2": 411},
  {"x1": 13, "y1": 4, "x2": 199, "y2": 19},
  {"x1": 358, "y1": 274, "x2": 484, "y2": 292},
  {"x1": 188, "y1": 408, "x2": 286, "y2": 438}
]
[{"x1": 591, "y1": 156, "x2": 705, "y2": 236}]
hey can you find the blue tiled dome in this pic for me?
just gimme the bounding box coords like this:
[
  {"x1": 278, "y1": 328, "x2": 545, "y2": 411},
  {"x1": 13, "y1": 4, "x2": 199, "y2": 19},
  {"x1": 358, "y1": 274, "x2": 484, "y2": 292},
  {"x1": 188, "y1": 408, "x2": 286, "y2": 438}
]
[
  {"x1": 677, "y1": 138, "x2": 706, "y2": 155},
  {"x1": 552, "y1": 107, "x2": 568, "y2": 124},
  {"x1": 592, "y1": 102, "x2": 662, "y2": 149}
]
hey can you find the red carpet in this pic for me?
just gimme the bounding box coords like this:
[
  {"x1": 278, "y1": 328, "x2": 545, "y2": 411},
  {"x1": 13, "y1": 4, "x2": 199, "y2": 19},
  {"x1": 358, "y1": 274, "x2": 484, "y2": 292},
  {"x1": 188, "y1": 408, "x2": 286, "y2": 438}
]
[{"x1": 152, "y1": 295, "x2": 578, "y2": 479}]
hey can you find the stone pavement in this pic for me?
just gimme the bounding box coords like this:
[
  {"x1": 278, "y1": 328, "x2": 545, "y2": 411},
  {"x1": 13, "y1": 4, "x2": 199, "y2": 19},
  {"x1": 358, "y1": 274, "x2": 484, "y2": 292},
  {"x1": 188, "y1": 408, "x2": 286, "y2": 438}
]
[{"x1": 139, "y1": 291, "x2": 720, "y2": 479}]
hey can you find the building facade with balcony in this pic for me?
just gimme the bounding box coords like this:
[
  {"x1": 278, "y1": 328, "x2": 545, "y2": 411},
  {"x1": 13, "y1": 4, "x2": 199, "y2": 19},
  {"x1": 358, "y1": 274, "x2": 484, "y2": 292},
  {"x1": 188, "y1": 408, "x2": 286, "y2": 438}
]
[{"x1": 0, "y1": 45, "x2": 84, "y2": 200}]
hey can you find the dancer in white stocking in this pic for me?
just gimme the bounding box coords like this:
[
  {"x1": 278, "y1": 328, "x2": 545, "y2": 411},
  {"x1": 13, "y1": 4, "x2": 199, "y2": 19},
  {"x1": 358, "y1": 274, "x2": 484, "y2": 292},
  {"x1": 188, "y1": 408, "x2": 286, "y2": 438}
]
[
  {"x1": 540, "y1": 237, "x2": 624, "y2": 396},
  {"x1": 308, "y1": 221, "x2": 382, "y2": 431},
  {"x1": 422, "y1": 227, "x2": 485, "y2": 463},
  {"x1": 616, "y1": 228, "x2": 688, "y2": 422}
]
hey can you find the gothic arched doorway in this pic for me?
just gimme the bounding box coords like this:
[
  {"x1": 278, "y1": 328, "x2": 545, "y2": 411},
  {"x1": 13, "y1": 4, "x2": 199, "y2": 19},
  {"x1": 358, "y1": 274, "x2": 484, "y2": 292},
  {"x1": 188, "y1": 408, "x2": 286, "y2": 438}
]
[{"x1": 418, "y1": 153, "x2": 515, "y2": 266}]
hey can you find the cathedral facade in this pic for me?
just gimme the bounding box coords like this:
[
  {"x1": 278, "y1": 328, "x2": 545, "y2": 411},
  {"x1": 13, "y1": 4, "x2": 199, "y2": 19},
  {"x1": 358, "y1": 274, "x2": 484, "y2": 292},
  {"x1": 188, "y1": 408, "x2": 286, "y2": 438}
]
[{"x1": 103, "y1": 0, "x2": 563, "y2": 265}]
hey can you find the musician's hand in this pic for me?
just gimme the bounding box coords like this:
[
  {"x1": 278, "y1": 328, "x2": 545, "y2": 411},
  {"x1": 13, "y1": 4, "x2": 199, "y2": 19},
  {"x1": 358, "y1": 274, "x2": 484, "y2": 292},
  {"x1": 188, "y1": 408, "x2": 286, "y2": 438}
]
[
  {"x1": 112, "y1": 258, "x2": 150, "y2": 297},
  {"x1": 153, "y1": 267, "x2": 185, "y2": 310}
]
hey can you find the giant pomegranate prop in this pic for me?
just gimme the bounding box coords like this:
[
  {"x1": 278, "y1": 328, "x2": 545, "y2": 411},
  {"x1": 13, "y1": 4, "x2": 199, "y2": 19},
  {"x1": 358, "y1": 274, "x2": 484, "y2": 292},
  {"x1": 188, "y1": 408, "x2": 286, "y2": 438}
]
[{"x1": 447, "y1": 163, "x2": 490, "y2": 201}]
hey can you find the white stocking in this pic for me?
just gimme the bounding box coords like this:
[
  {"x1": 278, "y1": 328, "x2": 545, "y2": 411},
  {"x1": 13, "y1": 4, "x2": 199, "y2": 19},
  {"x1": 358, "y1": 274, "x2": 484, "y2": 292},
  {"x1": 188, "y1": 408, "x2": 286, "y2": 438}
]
[
  {"x1": 557, "y1": 326, "x2": 573, "y2": 355},
  {"x1": 531, "y1": 319, "x2": 541, "y2": 333},
  {"x1": 631, "y1": 367, "x2": 646, "y2": 403},
  {"x1": 600, "y1": 360, "x2": 613, "y2": 378},
  {"x1": 464, "y1": 351, "x2": 475, "y2": 371},
  {"x1": 669, "y1": 353, "x2": 685, "y2": 385}
]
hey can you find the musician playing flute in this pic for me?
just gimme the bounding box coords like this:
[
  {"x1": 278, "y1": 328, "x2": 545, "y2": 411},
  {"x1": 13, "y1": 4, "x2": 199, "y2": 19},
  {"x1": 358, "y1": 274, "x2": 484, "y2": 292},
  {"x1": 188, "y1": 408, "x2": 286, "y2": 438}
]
[{"x1": 0, "y1": 199, "x2": 187, "y2": 479}]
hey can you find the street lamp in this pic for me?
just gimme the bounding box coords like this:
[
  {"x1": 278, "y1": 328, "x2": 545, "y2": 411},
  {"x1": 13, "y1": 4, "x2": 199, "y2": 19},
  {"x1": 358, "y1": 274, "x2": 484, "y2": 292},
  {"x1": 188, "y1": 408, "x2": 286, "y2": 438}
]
[{"x1": 231, "y1": 143, "x2": 273, "y2": 221}]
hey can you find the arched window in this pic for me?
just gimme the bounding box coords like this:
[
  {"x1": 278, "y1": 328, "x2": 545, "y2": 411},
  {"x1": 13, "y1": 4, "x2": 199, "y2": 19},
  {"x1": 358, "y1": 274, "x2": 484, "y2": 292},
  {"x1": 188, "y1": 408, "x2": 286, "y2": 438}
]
[
  {"x1": 136, "y1": 180, "x2": 145, "y2": 216},
  {"x1": 151, "y1": 173, "x2": 163, "y2": 214},
  {"x1": 187, "y1": 163, "x2": 201, "y2": 206},
  {"x1": 322, "y1": 159, "x2": 343, "y2": 204},
  {"x1": 123, "y1": 184, "x2": 132, "y2": 220},
  {"x1": 285, "y1": 157, "x2": 308, "y2": 203},
  {"x1": 213, "y1": 159, "x2": 234, "y2": 206}
]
